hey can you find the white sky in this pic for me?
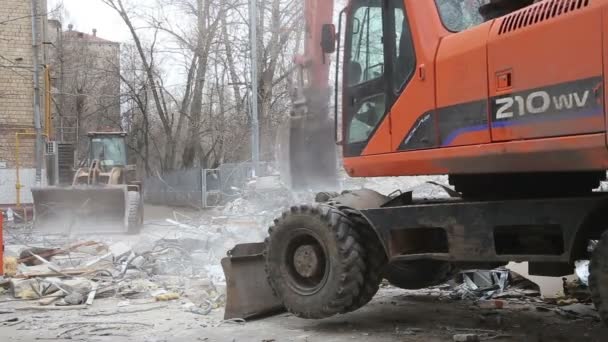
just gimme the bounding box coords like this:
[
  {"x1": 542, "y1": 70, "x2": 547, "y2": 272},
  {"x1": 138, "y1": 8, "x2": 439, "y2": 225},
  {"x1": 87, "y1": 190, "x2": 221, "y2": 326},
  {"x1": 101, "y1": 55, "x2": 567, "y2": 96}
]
[{"x1": 48, "y1": 0, "x2": 130, "y2": 43}]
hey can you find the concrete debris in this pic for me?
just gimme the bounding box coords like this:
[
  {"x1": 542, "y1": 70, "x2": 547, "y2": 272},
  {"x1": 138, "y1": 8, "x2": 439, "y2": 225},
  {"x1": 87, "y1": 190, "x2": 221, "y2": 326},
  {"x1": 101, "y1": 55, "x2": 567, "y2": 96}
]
[
  {"x1": 10, "y1": 278, "x2": 38, "y2": 298},
  {"x1": 1, "y1": 230, "x2": 226, "y2": 317},
  {"x1": 1, "y1": 176, "x2": 601, "y2": 341},
  {"x1": 61, "y1": 292, "x2": 85, "y2": 305},
  {"x1": 558, "y1": 303, "x2": 600, "y2": 320},
  {"x1": 561, "y1": 277, "x2": 591, "y2": 302},
  {"x1": 155, "y1": 292, "x2": 180, "y2": 301},
  {"x1": 39, "y1": 295, "x2": 61, "y2": 306},
  {"x1": 109, "y1": 242, "x2": 133, "y2": 260},
  {"x1": 453, "y1": 334, "x2": 480, "y2": 342},
  {"x1": 3, "y1": 257, "x2": 18, "y2": 277},
  {"x1": 574, "y1": 260, "x2": 590, "y2": 286}
]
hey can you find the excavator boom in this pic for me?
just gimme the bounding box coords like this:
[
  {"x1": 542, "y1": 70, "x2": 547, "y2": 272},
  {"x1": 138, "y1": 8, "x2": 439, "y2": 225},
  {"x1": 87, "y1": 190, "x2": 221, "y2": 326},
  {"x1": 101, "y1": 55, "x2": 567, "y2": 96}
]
[{"x1": 276, "y1": 0, "x2": 339, "y2": 191}]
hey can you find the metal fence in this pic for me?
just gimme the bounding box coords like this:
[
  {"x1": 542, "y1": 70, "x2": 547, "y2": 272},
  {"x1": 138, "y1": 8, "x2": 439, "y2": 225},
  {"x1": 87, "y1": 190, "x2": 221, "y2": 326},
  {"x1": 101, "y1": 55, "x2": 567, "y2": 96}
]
[{"x1": 143, "y1": 162, "x2": 274, "y2": 208}]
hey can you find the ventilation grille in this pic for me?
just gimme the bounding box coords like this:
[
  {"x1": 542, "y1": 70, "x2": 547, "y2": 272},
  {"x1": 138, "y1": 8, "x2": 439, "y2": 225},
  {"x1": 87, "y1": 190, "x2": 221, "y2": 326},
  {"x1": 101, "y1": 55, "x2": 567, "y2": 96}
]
[
  {"x1": 498, "y1": 0, "x2": 590, "y2": 35},
  {"x1": 46, "y1": 142, "x2": 57, "y2": 154}
]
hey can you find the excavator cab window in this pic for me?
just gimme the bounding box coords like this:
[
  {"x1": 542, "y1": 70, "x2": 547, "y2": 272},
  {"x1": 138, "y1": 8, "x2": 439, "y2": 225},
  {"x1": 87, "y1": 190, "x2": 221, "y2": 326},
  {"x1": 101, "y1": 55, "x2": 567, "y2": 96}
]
[
  {"x1": 348, "y1": 3, "x2": 384, "y2": 86},
  {"x1": 344, "y1": 0, "x2": 413, "y2": 155},
  {"x1": 393, "y1": 3, "x2": 415, "y2": 92},
  {"x1": 435, "y1": 0, "x2": 491, "y2": 32}
]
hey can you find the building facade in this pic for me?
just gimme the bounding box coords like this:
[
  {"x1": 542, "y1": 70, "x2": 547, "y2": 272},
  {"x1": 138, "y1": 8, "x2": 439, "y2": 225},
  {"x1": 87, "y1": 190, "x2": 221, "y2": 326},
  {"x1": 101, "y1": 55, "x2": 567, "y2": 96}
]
[
  {"x1": 0, "y1": 0, "x2": 48, "y2": 206},
  {"x1": 49, "y1": 23, "x2": 121, "y2": 159}
]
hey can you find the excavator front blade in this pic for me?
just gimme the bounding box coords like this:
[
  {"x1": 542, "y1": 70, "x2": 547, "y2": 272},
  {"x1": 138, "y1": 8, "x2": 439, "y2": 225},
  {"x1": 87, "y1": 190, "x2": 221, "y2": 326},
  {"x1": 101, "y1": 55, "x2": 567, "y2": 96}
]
[{"x1": 221, "y1": 243, "x2": 284, "y2": 320}]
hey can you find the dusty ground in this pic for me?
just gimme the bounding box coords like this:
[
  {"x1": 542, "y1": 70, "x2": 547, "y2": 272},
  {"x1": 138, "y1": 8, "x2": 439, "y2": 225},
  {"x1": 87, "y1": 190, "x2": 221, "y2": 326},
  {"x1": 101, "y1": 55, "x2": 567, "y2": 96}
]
[
  {"x1": 1, "y1": 286, "x2": 605, "y2": 342},
  {"x1": 1, "y1": 189, "x2": 607, "y2": 342}
]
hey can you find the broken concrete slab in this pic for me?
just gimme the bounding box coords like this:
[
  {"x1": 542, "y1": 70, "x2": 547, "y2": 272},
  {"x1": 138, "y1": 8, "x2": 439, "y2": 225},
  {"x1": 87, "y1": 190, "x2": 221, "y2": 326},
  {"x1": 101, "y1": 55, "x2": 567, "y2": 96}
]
[
  {"x1": 109, "y1": 242, "x2": 133, "y2": 260},
  {"x1": 51, "y1": 252, "x2": 113, "y2": 269},
  {"x1": 40, "y1": 277, "x2": 93, "y2": 298},
  {"x1": 3, "y1": 245, "x2": 27, "y2": 258},
  {"x1": 559, "y1": 303, "x2": 599, "y2": 320},
  {"x1": 17, "y1": 263, "x2": 52, "y2": 276},
  {"x1": 62, "y1": 292, "x2": 85, "y2": 305},
  {"x1": 130, "y1": 256, "x2": 146, "y2": 269},
  {"x1": 61, "y1": 278, "x2": 94, "y2": 295},
  {"x1": 9, "y1": 279, "x2": 39, "y2": 298},
  {"x1": 453, "y1": 334, "x2": 480, "y2": 342}
]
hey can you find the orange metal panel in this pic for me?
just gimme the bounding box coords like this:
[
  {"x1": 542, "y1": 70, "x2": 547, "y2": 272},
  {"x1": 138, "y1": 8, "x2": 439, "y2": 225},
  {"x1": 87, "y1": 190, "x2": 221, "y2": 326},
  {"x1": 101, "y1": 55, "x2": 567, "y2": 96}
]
[
  {"x1": 604, "y1": 5, "x2": 608, "y2": 147},
  {"x1": 488, "y1": 1, "x2": 604, "y2": 141},
  {"x1": 435, "y1": 21, "x2": 492, "y2": 147},
  {"x1": 347, "y1": 0, "x2": 608, "y2": 179},
  {"x1": 345, "y1": 133, "x2": 608, "y2": 177}
]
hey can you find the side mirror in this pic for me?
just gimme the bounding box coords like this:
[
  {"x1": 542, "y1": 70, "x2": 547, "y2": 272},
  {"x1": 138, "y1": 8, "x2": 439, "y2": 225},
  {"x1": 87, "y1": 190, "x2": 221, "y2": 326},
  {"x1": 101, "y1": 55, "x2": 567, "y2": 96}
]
[{"x1": 321, "y1": 24, "x2": 336, "y2": 54}]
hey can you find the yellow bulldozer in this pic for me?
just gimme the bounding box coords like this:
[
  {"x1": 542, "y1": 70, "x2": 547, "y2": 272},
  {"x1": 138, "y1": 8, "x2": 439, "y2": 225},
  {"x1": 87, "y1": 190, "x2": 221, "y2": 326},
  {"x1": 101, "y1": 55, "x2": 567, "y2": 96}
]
[{"x1": 32, "y1": 132, "x2": 143, "y2": 235}]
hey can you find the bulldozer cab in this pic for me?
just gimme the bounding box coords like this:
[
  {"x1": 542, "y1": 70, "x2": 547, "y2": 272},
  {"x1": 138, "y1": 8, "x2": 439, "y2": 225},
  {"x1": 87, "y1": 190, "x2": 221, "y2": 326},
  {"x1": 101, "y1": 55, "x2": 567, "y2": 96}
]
[{"x1": 87, "y1": 132, "x2": 128, "y2": 171}]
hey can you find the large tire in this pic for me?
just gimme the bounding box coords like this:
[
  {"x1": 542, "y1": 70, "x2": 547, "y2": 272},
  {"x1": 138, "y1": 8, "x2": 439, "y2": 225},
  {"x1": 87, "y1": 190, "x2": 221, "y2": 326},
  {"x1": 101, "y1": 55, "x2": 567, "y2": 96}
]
[
  {"x1": 127, "y1": 191, "x2": 143, "y2": 235},
  {"x1": 384, "y1": 260, "x2": 454, "y2": 290},
  {"x1": 265, "y1": 205, "x2": 368, "y2": 319},
  {"x1": 340, "y1": 207, "x2": 387, "y2": 311},
  {"x1": 590, "y1": 230, "x2": 608, "y2": 325}
]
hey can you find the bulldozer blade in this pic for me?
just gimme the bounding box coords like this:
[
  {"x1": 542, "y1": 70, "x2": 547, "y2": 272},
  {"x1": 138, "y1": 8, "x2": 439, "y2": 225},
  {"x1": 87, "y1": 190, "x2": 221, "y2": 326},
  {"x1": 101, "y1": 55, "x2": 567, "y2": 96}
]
[
  {"x1": 31, "y1": 186, "x2": 129, "y2": 234},
  {"x1": 221, "y1": 242, "x2": 284, "y2": 320},
  {"x1": 276, "y1": 114, "x2": 338, "y2": 191}
]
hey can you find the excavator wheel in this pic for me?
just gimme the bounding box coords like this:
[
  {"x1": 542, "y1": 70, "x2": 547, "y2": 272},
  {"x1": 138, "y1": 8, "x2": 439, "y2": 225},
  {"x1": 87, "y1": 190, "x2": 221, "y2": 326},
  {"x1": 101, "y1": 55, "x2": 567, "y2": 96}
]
[
  {"x1": 265, "y1": 205, "x2": 374, "y2": 319},
  {"x1": 589, "y1": 230, "x2": 608, "y2": 325},
  {"x1": 127, "y1": 191, "x2": 143, "y2": 235},
  {"x1": 383, "y1": 260, "x2": 454, "y2": 290},
  {"x1": 340, "y1": 208, "x2": 386, "y2": 312}
]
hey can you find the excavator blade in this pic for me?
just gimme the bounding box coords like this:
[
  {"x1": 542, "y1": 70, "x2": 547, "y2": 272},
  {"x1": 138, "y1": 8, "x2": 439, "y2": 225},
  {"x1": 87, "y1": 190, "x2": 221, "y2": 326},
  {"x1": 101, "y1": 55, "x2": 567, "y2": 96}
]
[
  {"x1": 277, "y1": 115, "x2": 339, "y2": 191},
  {"x1": 31, "y1": 185, "x2": 129, "y2": 234},
  {"x1": 221, "y1": 243, "x2": 284, "y2": 320}
]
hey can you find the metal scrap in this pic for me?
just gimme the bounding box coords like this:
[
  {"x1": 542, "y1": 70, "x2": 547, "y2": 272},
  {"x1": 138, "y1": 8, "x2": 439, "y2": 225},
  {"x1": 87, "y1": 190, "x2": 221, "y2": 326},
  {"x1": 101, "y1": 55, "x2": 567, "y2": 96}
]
[{"x1": 452, "y1": 269, "x2": 540, "y2": 300}]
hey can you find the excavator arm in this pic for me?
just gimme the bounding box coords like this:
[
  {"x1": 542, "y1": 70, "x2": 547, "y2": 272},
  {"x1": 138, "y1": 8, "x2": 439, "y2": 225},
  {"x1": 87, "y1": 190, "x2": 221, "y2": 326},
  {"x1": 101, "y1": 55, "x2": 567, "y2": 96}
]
[{"x1": 277, "y1": 0, "x2": 339, "y2": 190}]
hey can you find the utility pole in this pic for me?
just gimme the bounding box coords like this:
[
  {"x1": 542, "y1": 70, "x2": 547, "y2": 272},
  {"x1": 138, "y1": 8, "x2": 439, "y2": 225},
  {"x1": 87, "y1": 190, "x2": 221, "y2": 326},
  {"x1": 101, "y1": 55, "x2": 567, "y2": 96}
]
[
  {"x1": 249, "y1": 0, "x2": 260, "y2": 176},
  {"x1": 31, "y1": 0, "x2": 43, "y2": 185}
]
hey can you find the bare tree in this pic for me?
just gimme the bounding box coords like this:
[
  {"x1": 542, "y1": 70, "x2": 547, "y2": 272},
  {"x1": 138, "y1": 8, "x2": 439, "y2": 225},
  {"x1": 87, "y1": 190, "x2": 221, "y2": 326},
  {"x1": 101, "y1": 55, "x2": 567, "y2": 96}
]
[
  {"x1": 94, "y1": 0, "x2": 307, "y2": 175},
  {"x1": 102, "y1": 0, "x2": 181, "y2": 171}
]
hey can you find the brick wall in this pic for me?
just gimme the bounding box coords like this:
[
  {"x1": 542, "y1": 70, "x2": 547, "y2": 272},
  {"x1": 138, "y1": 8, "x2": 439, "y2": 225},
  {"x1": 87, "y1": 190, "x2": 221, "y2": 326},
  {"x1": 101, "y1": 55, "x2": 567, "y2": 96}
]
[
  {"x1": 0, "y1": 0, "x2": 42, "y2": 169},
  {"x1": 0, "y1": 0, "x2": 47, "y2": 205}
]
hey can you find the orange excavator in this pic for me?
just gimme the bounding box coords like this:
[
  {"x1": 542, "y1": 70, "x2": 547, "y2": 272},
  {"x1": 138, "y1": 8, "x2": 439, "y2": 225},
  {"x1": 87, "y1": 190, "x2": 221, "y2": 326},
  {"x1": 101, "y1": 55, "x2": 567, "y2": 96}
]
[{"x1": 224, "y1": 0, "x2": 608, "y2": 325}]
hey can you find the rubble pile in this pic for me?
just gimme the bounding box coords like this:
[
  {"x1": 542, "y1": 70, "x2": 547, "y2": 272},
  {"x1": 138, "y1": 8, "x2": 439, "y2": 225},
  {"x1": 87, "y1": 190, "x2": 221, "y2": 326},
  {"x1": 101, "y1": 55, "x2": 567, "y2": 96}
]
[
  {"x1": 451, "y1": 269, "x2": 541, "y2": 301},
  {"x1": 0, "y1": 237, "x2": 226, "y2": 314},
  {"x1": 444, "y1": 268, "x2": 600, "y2": 321}
]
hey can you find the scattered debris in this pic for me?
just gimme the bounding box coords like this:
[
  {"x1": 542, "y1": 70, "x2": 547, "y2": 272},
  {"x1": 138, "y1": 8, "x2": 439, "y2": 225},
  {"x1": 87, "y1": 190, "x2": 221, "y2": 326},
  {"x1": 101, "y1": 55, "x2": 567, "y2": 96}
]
[
  {"x1": 561, "y1": 277, "x2": 591, "y2": 302},
  {"x1": 0, "y1": 178, "x2": 602, "y2": 340},
  {"x1": 155, "y1": 292, "x2": 180, "y2": 301},
  {"x1": 3, "y1": 256, "x2": 18, "y2": 276},
  {"x1": 82, "y1": 304, "x2": 168, "y2": 317},
  {"x1": 574, "y1": 260, "x2": 590, "y2": 286},
  {"x1": 558, "y1": 303, "x2": 600, "y2": 320},
  {"x1": 452, "y1": 269, "x2": 540, "y2": 300},
  {"x1": 453, "y1": 334, "x2": 480, "y2": 342}
]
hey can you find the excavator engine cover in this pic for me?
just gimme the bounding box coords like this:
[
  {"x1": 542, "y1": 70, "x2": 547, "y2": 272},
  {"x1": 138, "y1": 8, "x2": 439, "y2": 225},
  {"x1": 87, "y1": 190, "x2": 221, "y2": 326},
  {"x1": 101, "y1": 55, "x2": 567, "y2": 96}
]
[{"x1": 31, "y1": 185, "x2": 129, "y2": 234}]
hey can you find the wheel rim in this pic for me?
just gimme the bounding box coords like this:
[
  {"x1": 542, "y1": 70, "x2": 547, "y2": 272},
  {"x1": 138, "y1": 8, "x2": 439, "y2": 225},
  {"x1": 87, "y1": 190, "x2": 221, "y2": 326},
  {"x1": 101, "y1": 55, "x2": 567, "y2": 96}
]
[{"x1": 284, "y1": 230, "x2": 329, "y2": 296}]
